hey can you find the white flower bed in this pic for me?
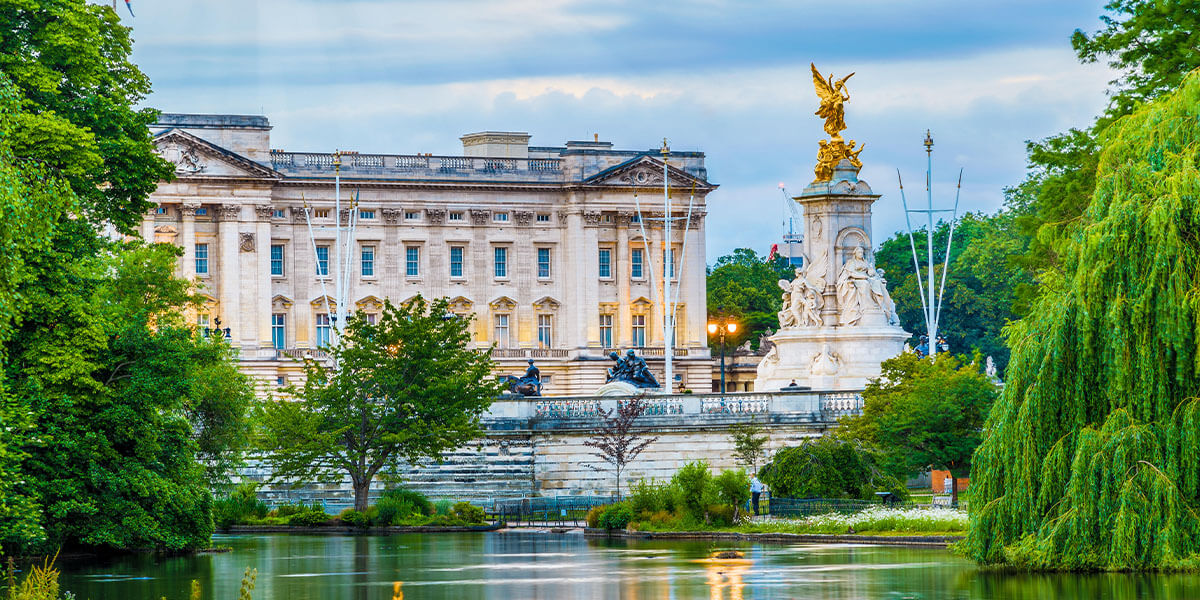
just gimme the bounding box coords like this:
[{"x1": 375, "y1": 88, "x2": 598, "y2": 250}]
[{"x1": 774, "y1": 506, "x2": 969, "y2": 533}]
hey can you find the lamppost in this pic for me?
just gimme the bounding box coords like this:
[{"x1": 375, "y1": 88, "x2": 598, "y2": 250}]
[{"x1": 707, "y1": 318, "x2": 737, "y2": 394}]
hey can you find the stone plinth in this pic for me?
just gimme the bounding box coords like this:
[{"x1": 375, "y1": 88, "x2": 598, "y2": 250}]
[{"x1": 754, "y1": 326, "x2": 908, "y2": 392}]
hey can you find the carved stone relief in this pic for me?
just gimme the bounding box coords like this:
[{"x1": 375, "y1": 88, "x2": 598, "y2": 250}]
[
  {"x1": 470, "y1": 209, "x2": 490, "y2": 225},
  {"x1": 582, "y1": 211, "x2": 603, "y2": 225},
  {"x1": 382, "y1": 208, "x2": 402, "y2": 224},
  {"x1": 426, "y1": 209, "x2": 446, "y2": 225},
  {"x1": 160, "y1": 142, "x2": 207, "y2": 175},
  {"x1": 215, "y1": 206, "x2": 241, "y2": 221},
  {"x1": 514, "y1": 210, "x2": 534, "y2": 226},
  {"x1": 239, "y1": 232, "x2": 255, "y2": 253}
]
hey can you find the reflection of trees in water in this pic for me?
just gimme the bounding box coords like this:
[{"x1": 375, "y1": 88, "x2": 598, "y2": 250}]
[{"x1": 971, "y1": 569, "x2": 1200, "y2": 599}]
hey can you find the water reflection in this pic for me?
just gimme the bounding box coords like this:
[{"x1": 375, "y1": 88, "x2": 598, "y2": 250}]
[{"x1": 54, "y1": 532, "x2": 1200, "y2": 599}]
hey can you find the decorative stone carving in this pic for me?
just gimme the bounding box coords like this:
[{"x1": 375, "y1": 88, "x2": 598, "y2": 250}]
[
  {"x1": 215, "y1": 205, "x2": 241, "y2": 221},
  {"x1": 582, "y1": 211, "x2": 603, "y2": 225},
  {"x1": 810, "y1": 344, "x2": 841, "y2": 376},
  {"x1": 557, "y1": 212, "x2": 569, "y2": 224},
  {"x1": 239, "y1": 233, "x2": 255, "y2": 252},
  {"x1": 426, "y1": 209, "x2": 446, "y2": 225},
  {"x1": 339, "y1": 209, "x2": 351, "y2": 223},
  {"x1": 986, "y1": 356, "x2": 997, "y2": 380},
  {"x1": 180, "y1": 203, "x2": 201, "y2": 218},
  {"x1": 777, "y1": 263, "x2": 825, "y2": 329},
  {"x1": 160, "y1": 142, "x2": 207, "y2": 175},
  {"x1": 616, "y1": 212, "x2": 633, "y2": 226},
  {"x1": 154, "y1": 225, "x2": 178, "y2": 237},
  {"x1": 291, "y1": 208, "x2": 311, "y2": 224},
  {"x1": 688, "y1": 211, "x2": 707, "y2": 228},
  {"x1": 255, "y1": 205, "x2": 275, "y2": 220},
  {"x1": 618, "y1": 168, "x2": 664, "y2": 186},
  {"x1": 381, "y1": 208, "x2": 402, "y2": 224},
  {"x1": 470, "y1": 209, "x2": 490, "y2": 225},
  {"x1": 514, "y1": 210, "x2": 534, "y2": 226}
]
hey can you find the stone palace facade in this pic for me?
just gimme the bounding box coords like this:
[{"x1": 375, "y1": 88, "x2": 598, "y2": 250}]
[{"x1": 141, "y1": 114, "x2": 715, "y2": 395}]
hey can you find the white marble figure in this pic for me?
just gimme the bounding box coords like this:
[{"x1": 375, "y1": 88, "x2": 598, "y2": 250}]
[
  {"x1": 778, "y1": 264, "x2": 826, "y2": 329},
  {"x1": 985, "y1": 356, "x2": 998, "y2": 380},
  {"x1": 756, "y1": 346, "x2": 779, "y2": 381},
  {"x1": 835, "y1": 245, "x2": 898, "y2": 326}
]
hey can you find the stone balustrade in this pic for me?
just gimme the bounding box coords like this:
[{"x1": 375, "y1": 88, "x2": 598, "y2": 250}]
[
  {"x1": 269, "y1": 151, "x2": 565, "y2": 182},
  {"x1": 484, "y1": 390, "x2": 863, "y2": 431}
]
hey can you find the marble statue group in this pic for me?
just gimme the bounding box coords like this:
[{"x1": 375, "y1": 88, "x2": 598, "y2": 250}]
[{"x1": 777, "y1": 245, "x2": 898, "y2": 330}]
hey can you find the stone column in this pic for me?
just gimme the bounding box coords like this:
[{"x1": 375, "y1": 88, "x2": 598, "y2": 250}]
[
  {"x1": 581, "y1": 210, "x2": 603, "y2": 348},
  {"x1": 141, "y1": 208, "x2": 156, "y2": 242},
  {"x1": 180, "y1": 203, "x2": 200, "y2": 278},
  {"x1": 255, "y1": 205, "x2": 274, "y2": 350},
  {"x1": 215, "y1": 205, "x2": 242, "y2": 347},
  {"x1": 616, "y1": 212, "x2": 632, "y2": 348},
  {"x1": 685, "y1": 210, "x2": 708, "y2": 350}
]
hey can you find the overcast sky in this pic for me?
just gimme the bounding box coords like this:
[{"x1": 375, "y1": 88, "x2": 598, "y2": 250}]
[{"x1": 120, "y1": 0, "x2": 1116, "y2": 260}]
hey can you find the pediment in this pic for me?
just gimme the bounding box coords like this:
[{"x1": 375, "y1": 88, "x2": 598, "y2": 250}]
[
  {"x1": 532, "y1": 296, "x2": 560, "y2": 311},
  {"x1": 583, "y1": 155, "x2": 715, "y2": 190},
  {"x1": 355, "y1": 295, "x2": 384, "y2": 312},
  {"x1": 489, "y1": 296, "x2": 517, "y2": 310},
  {"x1": 154, "y1": 129, "x2": 281, "y2": 180}
]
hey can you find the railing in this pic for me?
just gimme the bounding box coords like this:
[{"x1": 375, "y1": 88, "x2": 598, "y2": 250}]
[
  {"x1": 766, "y1": 496, "x2": 881, "y2": 518},
  {"x1": 269, "y1": 152, "x2": 564, "y2": 179},
  {"x1": 275, "y1": 348, "x2": 331, "y2": 361},
  {"x1": 483, "y1": 389, "x2": 855, "y2": 426},
  {"x1": 487, "y1": 495, "x2": 614, "y2": 527},
  {"x1": 602, "y1": 347, "x2": 691, "y2": 357},
  {"x1": 819, "y1": 392, "x2": 864, "y2": 418},
  {"x1": 490, "y1": 348, "x2": 571, "y2": 359}
]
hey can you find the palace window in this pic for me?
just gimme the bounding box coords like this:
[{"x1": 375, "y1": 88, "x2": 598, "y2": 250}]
[
  {"x1": 272, "y1": 208, "x2": 285, "y2": 218},
  {"x1": 493, "y1": 212, "x2": 509, "y2": 223},
  {"x1": 494, "y1": 247, "x2": 508, "y2": 278},
  {"x1": 364, "y1": 313, "x2": 378, "y2": 325},
  {"x1": 493, "y1": 314, "x2": 510, "y2": 348},
  {"x1": 361, "y1": 245, "x2": 375, "y2": 277},
  {"x1": 316, "y1": 245, "x2": 329, "y2": 276},
  {"x1": 536, "y1": 213, "x2": 550, "y2": 222},
  {"x1": 271, "y1": 313, "x2": 286, "y2": 349},
  {"x1": 599, "y1": 314, "x2": 613, "y2": 348},
  {"x1": 664, "y1": 248, "x2": 676, "y2": 278},
  {"x1": 537, "y1": 314, "x2": 553, "y2": 348},
  {"x1": 449, "y1": 246, "x2": 464, "y2": 278},
  {"x1": 195, "y1": 207, "x2": 208, "y2": 216},
  {"x1": 406, "y1": 246, "x2": 420, "y2": 277},
  {"x1": 359, "y1": 209, "x2": 376, "y2": 220},
  {"x1": 315, "y1": 313, "x2": 331, "y2": 347},
  {"x1": 314, "y1": 209, "x2": 330, "y2": 218},
  {"x1": 449, "y1": 212, "x2": 464, "y2": 222},
  {"x1": 195, "y1": 243, "x2": 209, "y2": 275},
  {"x1": 270, "y1": 244, "x2": 285, "y2": 276},
  {"x1": 598, "y1": 248, "x2": 612, "y2": 279},
  {"x1": 537, "y1": 247, "x2": 551, "y2": 279},
  {"x1": 155, "y1": 206, "x2": 168, "y2": 215},
  {"x1": 631, "y1": 314, "x2": 646, "y2": 347},
  {"x1": 631, "y1": 214, "x2": 640, "y2": 223},
  {"x1": 631, "y1": 248, "x2": 644, "y2": 279},
  {"x1": 404, "y1": 211, "x2": 420, "y2": 220},
  {"x1": 197, "y1": 313, "x2": 210, "y2": 332}
]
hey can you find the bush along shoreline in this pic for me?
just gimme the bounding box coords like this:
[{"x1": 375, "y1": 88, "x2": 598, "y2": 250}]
[{"x1": 213, "y1": 485, "x2": 489, "y2": 530}]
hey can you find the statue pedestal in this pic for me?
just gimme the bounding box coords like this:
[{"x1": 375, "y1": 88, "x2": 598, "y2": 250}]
[{"x1": 754, "y1": 326, "x2": 909, "y2": 392}]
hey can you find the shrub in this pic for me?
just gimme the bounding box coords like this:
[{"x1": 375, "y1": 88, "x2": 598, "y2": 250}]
[
  {"x1": 598, "y1": 503, "x2": 634, "y2": 530},
  {"x1": 433, "y1": 499, "x2": 455, "y2": 515},
  {"x1": 672, "y1": 461, "x2": 713, "y2": 519},
  {"x1": 706, "y1": 504, "x2": 736, "y2": 527},
  {"x1": 288, "y1": 506, "x2": 330, "y2": 527},
  {"x1": 451, "y1": 502, "x2": 486, "y2": 524},
  {"x1": 213, "y1": 483, "x2": 269, "y2": 528},
  {"x1": 338, "y1": 509, "x2": 371, "y2": 528},
  {"x1": 586, "y1": 505, "x2": 607, "y2": 528},
  {"x1": 758, "y1": 437, "x2": 908, "y2": 500},
  {"x1": 712, "y1": 469, "x2": 751, "y2": 511},
  {"x1": 628, "y1": 479, "x2": 673, "y2": 514},
  {"x1": 380, "y1": 488, "x2": 434, "y2": 515},
  {"x1": 272, "y1": 503, "x2": 305, "y2": 518}
]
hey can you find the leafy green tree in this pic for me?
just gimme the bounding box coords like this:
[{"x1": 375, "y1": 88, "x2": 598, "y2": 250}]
[
  {"x1": 258, "y1": 296, "x2": 503, "y2": 512},
  {"x1": 0, "y1": 0, "x2": 174, "y2": 231},
  {"x1": 757, "y1": 436, "x2": 906, "y2": 500},
  {"x1": 841, "y1": 352, "x2": 998, "y2": 507},
  {"x1": 1012, "y1": 1, "x2": 1199, "y2": 279},
  {"x1": 874, "y1": 212, "x2": 1032, "y2": 374},
  {"x1": 729, "y1": 419, "x2": 769, "y2": 472},
  {"x1": 963, "y1": 70, "x2": 1200, "y2": 571},
  {"x1": 706, "y1": 248, "x2": 792, "y2": 350}
]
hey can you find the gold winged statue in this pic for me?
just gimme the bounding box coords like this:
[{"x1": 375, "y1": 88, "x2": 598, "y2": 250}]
[
  {"x1": 811, "y1": 63, "x2": 853, "y2": 137},
  {"x1": 810, "y1": 63, "x2": 863, "y2": 181}
]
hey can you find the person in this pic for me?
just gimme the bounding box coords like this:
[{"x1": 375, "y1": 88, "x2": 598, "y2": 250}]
[{"x1": 750, "y1": 475, "x2": 766, "y2": 516}]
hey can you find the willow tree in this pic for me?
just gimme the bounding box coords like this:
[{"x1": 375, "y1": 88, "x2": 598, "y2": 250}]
[{"x1": 962, "y1": 71, "x2": 1200, "y2": 571}]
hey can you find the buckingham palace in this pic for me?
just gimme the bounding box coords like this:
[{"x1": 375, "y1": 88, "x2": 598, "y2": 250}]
[{"x1": 141, "y1": 114, "x2": 716, "y2": 395}]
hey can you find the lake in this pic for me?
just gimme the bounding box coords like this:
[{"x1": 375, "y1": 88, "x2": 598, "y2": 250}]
[{"x1": 56, "y1": 531, "x2": 1200, "y2": 599}]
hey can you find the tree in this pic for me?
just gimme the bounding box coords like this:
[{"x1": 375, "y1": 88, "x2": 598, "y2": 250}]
[
  {"x1": 873, "y1": 212, "x2": 1032, "y2": 374},
  {"x1": 841, "y1": 352, "x2": 998, "y2": 507},
  {"x1": 0, "y1": 0, "x2": 174, "y2": 232},
  {"x1": 1012, "y1": 1, "x2": 1199, "y2": 278},
  {"x1": 756, "y1": 436, "x2": 906, "y2": 500},
  {"x1": 258, "y1": 296, "x2": 503, "y2": 512},
  {"x1": 706, "y1": 248, "x2": 793, "y2": 351},
  {"x1": 584, "y1": 395, "x2": 659, "y2": 500},
  {"x1": 963, "y1": 71, "x2": 1200, "y2": 571},
  {"x1": 729, "y1": 419, "x2": 769, "y2": 472}
]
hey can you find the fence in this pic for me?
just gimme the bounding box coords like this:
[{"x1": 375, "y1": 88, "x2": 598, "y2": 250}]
[
  {"x1": 486, "y1": 495, "x2": 614, "y2": 527},
  {"x1": 766, "y1": 496, "x2": 895, "y2": 518}
]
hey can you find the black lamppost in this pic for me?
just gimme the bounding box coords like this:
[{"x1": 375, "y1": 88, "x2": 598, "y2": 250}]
[
  {"x1": 707, "y1": 318, "x2": 738, "y2": 394},
  {"x1": 205, "y1": 316, "x2": 231, "y2": 339}
]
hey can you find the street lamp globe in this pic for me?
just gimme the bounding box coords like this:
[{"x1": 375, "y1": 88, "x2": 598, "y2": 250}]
[
  {"x1": 707, "y1": 322, "x2": 718, "y2": 335},
  {"x1": 726, "y1": 322, "x2": 737, "y2": 334}
]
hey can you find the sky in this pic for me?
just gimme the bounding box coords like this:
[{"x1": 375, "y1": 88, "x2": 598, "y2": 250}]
[{"x1": 119, "y1": 0, "x2": 1117, "y2": 261}]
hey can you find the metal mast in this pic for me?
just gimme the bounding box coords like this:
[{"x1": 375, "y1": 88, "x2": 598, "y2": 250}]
[
  {"x1": 896, "y1": 130, "x2": 963, "y2": 357},
  {"x1": 661, "y1": 139, "x2": 674, "y2": 390},
  {"x1": 303, "y1": 150, "x2": 360, "y2": 350}
]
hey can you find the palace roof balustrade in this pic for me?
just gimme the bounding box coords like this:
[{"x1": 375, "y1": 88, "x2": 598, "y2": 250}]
[{"x1": 269, "y1": 151, "x2": 568, "y2": 183}]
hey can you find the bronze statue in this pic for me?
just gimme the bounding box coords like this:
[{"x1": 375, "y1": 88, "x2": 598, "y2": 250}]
[
  {"x1": 605, "y1": 349, "x2": 660, "y2": 388},
  {"x1": 810, "y1": 63, "x2": 865, "y2": 182},
  {"x1": 503, "y1": 358, "x2": 542, "y2": 396}
]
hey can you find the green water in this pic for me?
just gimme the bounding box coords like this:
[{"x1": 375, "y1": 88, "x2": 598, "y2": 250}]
[{"x1": 55, "y1": 532, "x2": 1200, "y2": 599}]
